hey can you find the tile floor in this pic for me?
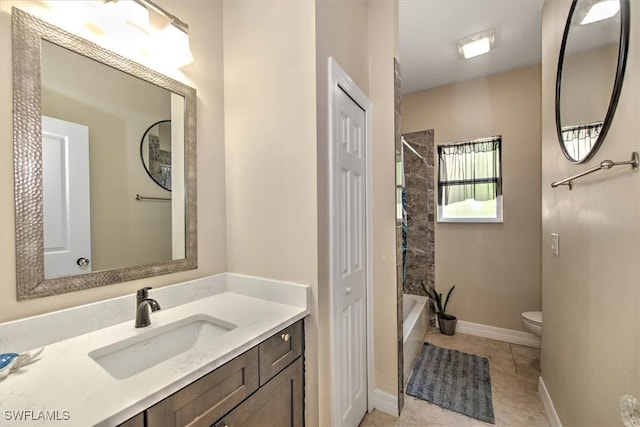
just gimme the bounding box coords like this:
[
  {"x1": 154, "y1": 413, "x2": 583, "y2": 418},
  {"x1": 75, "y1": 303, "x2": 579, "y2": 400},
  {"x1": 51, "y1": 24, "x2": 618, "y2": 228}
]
[{"x1": 360, "y1": 330, "x2": 550, "y2": 427}]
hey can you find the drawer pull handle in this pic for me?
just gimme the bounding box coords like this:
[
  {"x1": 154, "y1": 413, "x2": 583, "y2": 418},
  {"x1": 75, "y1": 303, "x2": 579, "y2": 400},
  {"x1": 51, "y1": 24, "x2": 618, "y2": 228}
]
[{"x1": 281, "y1": 333, "x2": 290, "y2": 342}]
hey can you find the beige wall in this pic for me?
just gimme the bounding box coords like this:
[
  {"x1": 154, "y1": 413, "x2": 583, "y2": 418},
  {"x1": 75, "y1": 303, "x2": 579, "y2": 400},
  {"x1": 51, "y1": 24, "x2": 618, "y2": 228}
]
[
  {"x1": 314, "y1": 0, "x2": 375, "y2": 424},
  {"x1": 402, "y1": 65, "x2": 542, "y2": 331},
  {"x1": 541, "y1": 1, "x2": 640, "y2": 426},
  {"x1": 41, "y1": 41, "x2": 173, "y2": 271},
  {"x1": 223, "y1": 0, "x2": 317, "y2": 284},
  {"x1": 316, "y1": 0, "x2": 400, "y2": 417},
  {"x1": 560, "y1": 43, "x2": 618, "y2": 126},
  {"x1": 368, "y1": 0, "x2": 400, "y2": 399},
  {"x1": 222, "y1": 0, "x2": 320, "y2": 423},
  {"x1": 225, "y1": 0, "x2": 399, "y2": 424},
  {"x1": 0, "y1": 0, "x2": 227, "y2": 322},
  {"x1": 314, "y1": 0, "x2": 368, "y2": 423},
  {"x1": 3, "y1": 1, "x2": 400, "y2": 424}
]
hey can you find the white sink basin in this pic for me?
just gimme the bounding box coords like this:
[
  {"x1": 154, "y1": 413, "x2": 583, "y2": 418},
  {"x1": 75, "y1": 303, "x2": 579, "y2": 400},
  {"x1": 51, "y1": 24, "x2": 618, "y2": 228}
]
[{"x1": 89, "y1": 314, "x2": 236, "y2": 379}]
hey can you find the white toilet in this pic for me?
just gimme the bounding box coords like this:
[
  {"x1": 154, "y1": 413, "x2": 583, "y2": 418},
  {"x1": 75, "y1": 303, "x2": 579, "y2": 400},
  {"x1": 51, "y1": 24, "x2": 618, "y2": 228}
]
[{"x1": 521, "y1": 311, "x2": 542, "y2": 338}]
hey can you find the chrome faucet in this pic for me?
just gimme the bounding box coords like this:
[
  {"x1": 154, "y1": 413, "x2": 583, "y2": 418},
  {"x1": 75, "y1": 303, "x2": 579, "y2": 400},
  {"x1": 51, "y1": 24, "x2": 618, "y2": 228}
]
[{"x1": 135, "y1": 287, "x2": 161, "y2": 328}]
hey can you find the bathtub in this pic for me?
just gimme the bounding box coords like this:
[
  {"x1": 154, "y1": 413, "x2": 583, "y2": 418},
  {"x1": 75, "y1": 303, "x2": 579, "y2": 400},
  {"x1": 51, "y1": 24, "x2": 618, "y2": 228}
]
[{"x1": 402, "y1": 294, "x2": 429, "y2": 384}]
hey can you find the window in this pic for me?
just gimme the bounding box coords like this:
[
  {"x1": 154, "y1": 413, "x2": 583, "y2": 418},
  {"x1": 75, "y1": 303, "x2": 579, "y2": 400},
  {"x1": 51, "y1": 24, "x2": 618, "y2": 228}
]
[
  {"x1": 561, "y1": 121, "x2": 602, "y2": 162},
  {"x1": 437, "y1": 136, "x2": 502, "y2": 223}
]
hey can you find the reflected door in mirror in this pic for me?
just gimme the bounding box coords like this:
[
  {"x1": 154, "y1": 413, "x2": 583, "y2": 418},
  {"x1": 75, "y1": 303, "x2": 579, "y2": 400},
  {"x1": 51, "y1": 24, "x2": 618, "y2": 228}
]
[{"x1": 42, "y1": 116, "x2": 92, "y2": 278}]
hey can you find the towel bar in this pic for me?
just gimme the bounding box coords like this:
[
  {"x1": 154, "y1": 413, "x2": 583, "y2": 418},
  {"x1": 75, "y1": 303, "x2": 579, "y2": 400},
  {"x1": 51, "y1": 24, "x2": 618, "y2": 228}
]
[
  {"x1": 551, "y1": 152, "x2": 639, "y2": 190},
  {"x1": 135, "y1": 194, "x2": 171, "y2": 201}
]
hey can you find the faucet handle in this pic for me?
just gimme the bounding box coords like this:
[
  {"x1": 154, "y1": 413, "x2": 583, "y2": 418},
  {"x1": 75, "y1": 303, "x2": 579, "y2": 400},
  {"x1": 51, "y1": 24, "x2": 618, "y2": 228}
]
[{"x1": 137, "y1": 286, "x2": 152, "y2": 299}]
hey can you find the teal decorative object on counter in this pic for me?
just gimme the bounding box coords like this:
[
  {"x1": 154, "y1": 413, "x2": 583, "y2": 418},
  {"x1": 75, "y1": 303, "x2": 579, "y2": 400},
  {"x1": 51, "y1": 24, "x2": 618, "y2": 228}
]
[{"x1": 0, "y1": 348, "x2": 43, "y2": 380}]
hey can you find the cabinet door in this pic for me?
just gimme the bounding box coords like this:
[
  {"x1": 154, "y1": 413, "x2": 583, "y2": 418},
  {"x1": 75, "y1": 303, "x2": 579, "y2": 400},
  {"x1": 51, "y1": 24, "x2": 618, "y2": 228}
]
[
  {"x1": 147, "y1": 347, "x2": 259, "y2": 427},
  {"x1": 117, "y1": 412, "x2": 144, "y2": 427},
  {"x1": 214, "y1": 357, "x2": 303, "y2": 427},
  {"x1": 259, "y1": 320, "x2": 303, "y2": 385}
]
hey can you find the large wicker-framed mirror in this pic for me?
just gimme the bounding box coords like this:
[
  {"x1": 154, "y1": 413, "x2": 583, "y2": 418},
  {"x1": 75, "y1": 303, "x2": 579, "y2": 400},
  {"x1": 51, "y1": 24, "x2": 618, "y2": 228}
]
[{"x1": 12, "y1": 8, "x2": 197, "y2": 300}]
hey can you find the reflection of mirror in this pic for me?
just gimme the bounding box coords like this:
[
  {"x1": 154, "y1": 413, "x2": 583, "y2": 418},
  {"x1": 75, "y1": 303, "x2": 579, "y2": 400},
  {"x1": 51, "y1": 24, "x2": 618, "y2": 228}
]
[
  {"x1": 12, "y1": 8, "x2": 197, "y2": 300},
  {"x1": 141, "y1": 120, "x2": 173, "y2": 191},
  {"x1": 555, "y1": 0, "x2": 630, "y2": 163}
]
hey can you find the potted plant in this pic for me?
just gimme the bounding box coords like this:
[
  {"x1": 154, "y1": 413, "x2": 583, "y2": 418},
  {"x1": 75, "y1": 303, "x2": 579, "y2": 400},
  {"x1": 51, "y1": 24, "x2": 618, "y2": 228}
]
[{"x1": 423, "y1": 283, "x2": 457, "y2": 335}]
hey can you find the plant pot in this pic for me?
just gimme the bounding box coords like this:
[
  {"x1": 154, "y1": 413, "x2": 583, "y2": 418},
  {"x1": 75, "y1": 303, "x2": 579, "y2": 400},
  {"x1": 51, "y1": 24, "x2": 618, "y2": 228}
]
[{"x1": 438, "y1": 314, "x2": 457, "y2": 336}]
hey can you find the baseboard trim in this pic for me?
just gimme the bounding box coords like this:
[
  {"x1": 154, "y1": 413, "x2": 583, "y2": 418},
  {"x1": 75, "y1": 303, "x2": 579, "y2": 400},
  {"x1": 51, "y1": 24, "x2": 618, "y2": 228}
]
[
  {"x1": 373, "y1": 388, "x2": 399, "y2": 417},
  {"x1": 539, "y1": 376, "x2": 562, "y2": 427},
  {"x1": 456, "y1": 320, "x2": 541, "y2": 348}
]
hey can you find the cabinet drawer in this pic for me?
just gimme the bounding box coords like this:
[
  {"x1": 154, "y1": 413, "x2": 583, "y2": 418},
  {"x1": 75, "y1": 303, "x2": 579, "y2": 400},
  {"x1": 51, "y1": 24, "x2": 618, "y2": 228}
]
[
  {"x1": 146, "y1": 347, "x2": 259, "y2": 427},
  {"x1": 213, "y1": 358, "x2": 303, "y2": 427},
  {"x1": 259, "y1": 320, "x2": 303, "y2": 385}
]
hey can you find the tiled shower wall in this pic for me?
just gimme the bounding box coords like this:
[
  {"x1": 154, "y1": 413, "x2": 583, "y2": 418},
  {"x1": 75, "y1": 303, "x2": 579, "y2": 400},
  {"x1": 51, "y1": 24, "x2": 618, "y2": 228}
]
[
  {"x1": 393, "y1": 58, "x2": 405, "y2": 413},
  {"x1": 402, "y1": 130, "x2": 435, "y2": 296}
]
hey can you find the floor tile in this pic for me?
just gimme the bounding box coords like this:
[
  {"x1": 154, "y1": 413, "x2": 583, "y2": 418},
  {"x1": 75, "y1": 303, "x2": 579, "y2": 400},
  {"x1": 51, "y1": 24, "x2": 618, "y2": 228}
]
[
  {"x1": 510, "y1": 344, "x2": 541, "y2": 379},
  {"x1": 360, "y1": 331, "x2": 549, "y2": 427}
]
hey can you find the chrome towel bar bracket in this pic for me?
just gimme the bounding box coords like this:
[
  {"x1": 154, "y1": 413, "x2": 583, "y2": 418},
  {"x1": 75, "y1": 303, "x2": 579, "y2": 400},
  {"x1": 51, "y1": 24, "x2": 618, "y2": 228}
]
[{"x1": 551, "y1": 152, "x2": 639, "y2": 190}]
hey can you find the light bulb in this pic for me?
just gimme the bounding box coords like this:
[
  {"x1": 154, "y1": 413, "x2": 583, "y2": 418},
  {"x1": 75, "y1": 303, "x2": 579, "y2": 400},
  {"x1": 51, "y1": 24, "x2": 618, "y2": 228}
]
[
  {"x1": 151, "y1": 24, "x2": 193, "y2": 67},
  {"x1": 457, "y1": 30, "x2": 495, "y2": 60},
  {"x1": 461, "y1": 38, "x2": 491, "y2": 59}
]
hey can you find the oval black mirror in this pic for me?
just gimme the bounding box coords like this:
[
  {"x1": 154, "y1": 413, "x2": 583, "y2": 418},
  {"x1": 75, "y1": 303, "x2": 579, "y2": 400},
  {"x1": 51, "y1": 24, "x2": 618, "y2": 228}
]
[
  {"x1": 140, "y1": 120, "x2": 172, "y2": 191},
  {"x1": 555, "y1": 0, "x2": 630, "y2": 163}
]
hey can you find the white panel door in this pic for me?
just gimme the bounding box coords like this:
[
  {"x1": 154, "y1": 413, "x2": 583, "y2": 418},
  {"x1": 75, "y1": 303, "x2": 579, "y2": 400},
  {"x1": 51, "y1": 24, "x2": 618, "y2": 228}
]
[
  {"x1": 335, "y1": 87, "x2": 368, "y2": 427},
  {"x1": 42, "y1": 116, "x2": 92, "y2": 278}
]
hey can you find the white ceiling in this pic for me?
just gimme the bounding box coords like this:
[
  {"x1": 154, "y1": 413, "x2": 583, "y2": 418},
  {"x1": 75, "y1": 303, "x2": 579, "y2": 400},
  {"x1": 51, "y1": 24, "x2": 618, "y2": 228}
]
[{"x1": 399, "y1": 0, "x2": 545, "y2": 94}]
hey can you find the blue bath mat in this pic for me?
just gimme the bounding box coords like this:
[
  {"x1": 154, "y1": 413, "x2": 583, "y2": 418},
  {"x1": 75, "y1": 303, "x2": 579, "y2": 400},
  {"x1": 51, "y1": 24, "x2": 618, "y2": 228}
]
[{"x1": 406, "y1": 343, "x2": 495, "y2": 424}]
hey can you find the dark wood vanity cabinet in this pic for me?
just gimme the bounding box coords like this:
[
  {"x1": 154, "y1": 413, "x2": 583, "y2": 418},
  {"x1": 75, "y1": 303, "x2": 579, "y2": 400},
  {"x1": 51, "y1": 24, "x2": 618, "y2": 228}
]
[
  {"x1": 146, "y1": 348, "x2": 260, "y2": 426},
  {"x1": 213, "y1": 358, "x2": 303, "y2": 427},
  {"x1": 259, "y1": 320, "x2": 303, "y2": 386},
  {"x1": 121, "y1": 320, "x2": 304, "y2": 427},
  {"x1": 118, "y1": 413, "x2": 144, "y2": 427}
]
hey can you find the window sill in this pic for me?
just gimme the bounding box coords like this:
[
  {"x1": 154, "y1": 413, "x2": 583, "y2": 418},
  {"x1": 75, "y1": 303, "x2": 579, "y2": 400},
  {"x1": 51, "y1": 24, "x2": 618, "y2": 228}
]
[{"x1": 437, "y1": 217, "x2": 503, "y2": 224}]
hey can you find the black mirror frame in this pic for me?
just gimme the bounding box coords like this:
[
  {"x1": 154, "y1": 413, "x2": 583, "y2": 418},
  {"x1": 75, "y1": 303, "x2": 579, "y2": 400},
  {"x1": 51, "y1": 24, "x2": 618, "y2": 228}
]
[
  {"x1": 140, "y1": 119, "x2": 173, "y2": 192},
  {"x1": 555, "y1": 0, "x2": 630, "y2": 164}
]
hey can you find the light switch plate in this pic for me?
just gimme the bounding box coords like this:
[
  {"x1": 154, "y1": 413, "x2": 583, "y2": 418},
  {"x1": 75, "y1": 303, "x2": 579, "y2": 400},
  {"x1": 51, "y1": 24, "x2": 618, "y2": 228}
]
[{"x1": 551, "y1": 233, "x2": 559, "y2": 256}]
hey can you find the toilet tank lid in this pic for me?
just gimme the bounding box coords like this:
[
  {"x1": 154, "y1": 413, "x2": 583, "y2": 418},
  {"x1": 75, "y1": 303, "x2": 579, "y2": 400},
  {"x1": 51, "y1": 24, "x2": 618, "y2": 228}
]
[{"x1": 522, "y1": 311, "x2": 542, "y2": 324}]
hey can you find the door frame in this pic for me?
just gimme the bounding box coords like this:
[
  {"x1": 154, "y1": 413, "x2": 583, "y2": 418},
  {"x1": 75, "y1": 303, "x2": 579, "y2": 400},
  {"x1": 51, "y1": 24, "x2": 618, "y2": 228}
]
[{"x1": 328, "y1": 57, "x2": 374, "y2": 425}]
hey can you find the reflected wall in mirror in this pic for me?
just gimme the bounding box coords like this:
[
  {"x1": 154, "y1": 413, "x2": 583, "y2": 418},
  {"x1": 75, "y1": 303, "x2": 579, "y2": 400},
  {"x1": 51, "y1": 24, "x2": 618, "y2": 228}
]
[
  {"x1": 555, "y1": 0, "x2": 630, "y2": 163},
  {"x1": 41, "y1": 41, "x2": 180, "y2": 276},
  {"x1": 141, "y1": 120, "x2": 173, "y2": 191},
  {"x1": 13, "y1": 8, "x2": 197, "y2": 300}
]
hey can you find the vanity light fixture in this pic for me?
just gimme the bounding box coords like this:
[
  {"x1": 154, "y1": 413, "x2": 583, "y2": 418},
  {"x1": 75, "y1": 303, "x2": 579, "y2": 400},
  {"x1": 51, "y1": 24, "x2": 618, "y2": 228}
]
[
  {"x1": 580, "y1": 0, "x2": 620, "y2": 25},
  {"x1": 457, "y1": 30, "x2": 496, "y2": 60},
  {"x1": 104, "y1": 0, "x2": 149, "y2": 31},
  {"x1": 150, "y1": 19, "x2": 193, "y2": 67},
  {"x1": 103, "y1": 0, "x2": 193, "y2": 67}
]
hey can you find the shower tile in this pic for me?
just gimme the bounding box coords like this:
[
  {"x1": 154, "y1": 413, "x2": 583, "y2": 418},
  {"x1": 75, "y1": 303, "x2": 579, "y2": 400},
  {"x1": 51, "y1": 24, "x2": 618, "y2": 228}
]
[{"x1": 401, "y1": 129, "x2": 435, "y2": 300}]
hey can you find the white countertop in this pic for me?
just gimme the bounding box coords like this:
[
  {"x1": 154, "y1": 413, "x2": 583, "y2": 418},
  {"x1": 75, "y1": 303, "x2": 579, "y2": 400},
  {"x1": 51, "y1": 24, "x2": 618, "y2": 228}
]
[{"x1": 0, "y1": 274, "x2": 310, "y2": 426}]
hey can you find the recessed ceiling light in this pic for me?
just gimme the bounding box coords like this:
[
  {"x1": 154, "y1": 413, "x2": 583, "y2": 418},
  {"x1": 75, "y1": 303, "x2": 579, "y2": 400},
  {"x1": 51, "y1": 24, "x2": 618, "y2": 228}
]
[
  {"x1": 457, "y1": 30, "x2": 496, "y2": 60},
  {"x1": 580, "y1": 0, "x2": 620, "y2": 25}
]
